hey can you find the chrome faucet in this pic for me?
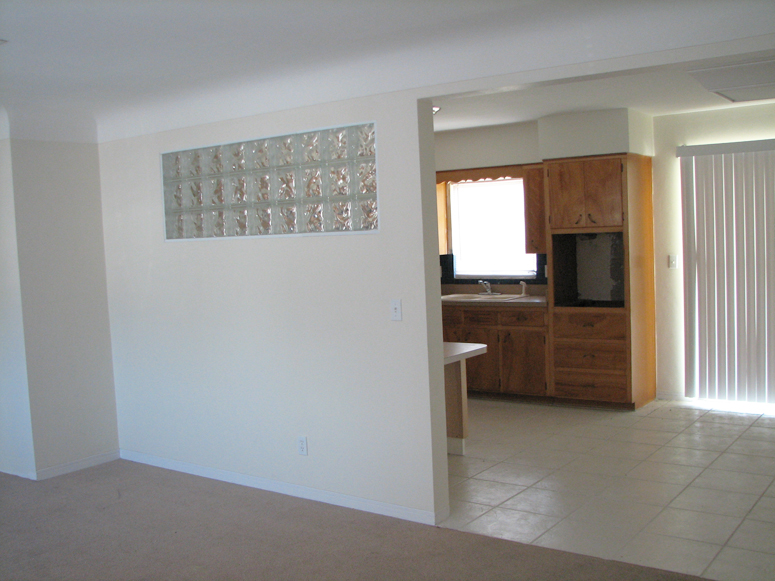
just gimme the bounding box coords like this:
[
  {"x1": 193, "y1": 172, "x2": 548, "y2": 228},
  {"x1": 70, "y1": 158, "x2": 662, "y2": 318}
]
[
  {"x1": 478, "y1": 280, "x2": 492, "y2": 294},
  {"x1": 519, "y1": 281, "x2": 528, "y2": 297}
]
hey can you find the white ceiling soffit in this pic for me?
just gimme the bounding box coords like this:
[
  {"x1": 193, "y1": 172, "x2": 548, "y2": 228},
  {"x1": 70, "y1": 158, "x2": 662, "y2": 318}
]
[{"x1": 688, "y1": 59, "x2": 775, "y2": 102}]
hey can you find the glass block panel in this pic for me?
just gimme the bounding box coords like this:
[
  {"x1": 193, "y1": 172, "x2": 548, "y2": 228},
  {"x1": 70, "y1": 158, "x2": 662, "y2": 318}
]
[
  {"x1": 209, "y1": 209, "x2": 227, "y2": 237},
  {"x1": 358, "y1": 198, "x2": 378, "y2": 230},
  {"x1": 304, "y1": 168, "x2": 322, "y2": 198},
  {"x1": 230, "y1": 176, "x2": 248, "y2": 205},
  {"x1": 164, "y1": 182, "x2": 184, "y2": 211},
  {"x1": 302, "y1": 132, "x2": 320, "y2": 163},
  {"x1": 187, "y1": 180, "x2": 204, "y2": 208},
  {"x1": 189, "y1": 211, "x2": 206, "y2": 238},
  {"x1": 207, "y1": 178, "x2": 226, "y2": 206},
  {"x1": 357, "y1": 124, "x2": 375, "y2": 157},
  {"x1": 277, "y1": 204, "x2": 297, "y2": 234},
  {"x1": 249, "y1": 140, "x2": 270, "y2": 169},
  {"x1": 251, "y1": 206, "x2": 272, "y2": 236},
  {"x1": 330, "y1": 164, "x2": 349, "y2": 196},
  {"x1": 163, "y1": 153, "x2": 183, "y2": 180},
  {"x1": 227, "y1": 143, "x2": 246, "y2": 172},
  {"x1": 329, "y1": 128, "x2": 347, "y2": 160},
  {"x1": 331, "y1": 200, "x2": 352, "y2": 231},
  {"x1": 162, "y1": 123, "x2": 377, "y2": 239},
  {"x1": 358, "y1": 162, "x2": 377, "y2": 195},
  {"x1": 233, "y1": 207, "x2": 249, "y2": 236},
  {"x1": 304, "y1": 203, "x2": 324, "y2": 233},
  {"x1": 278, "y1": 171, "x2": 295, "y2": 200},
  {"x1": 277, "y1": 136, "x2": 295, "y2": 166},
  {"x1": 204, "y1": 146, "x2": 223, "y2": 175},
  {"x1": 166, "y1": 212, "x2": 185, "y2": 239}
]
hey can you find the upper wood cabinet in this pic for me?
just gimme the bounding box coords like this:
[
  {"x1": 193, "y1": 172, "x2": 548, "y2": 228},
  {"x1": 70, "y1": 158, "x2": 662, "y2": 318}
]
[
  {"x1": 547, "y1": 156, "x2": 623, "y2": 229},
  {"x1": 523, "y1": 164, "x2": 546, "y2": 253}
]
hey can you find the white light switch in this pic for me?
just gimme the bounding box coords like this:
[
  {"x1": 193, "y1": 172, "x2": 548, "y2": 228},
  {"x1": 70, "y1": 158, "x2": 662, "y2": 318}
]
[
  {"x1": 668, "y1": 254, "x2": 678, "y2": 269},
  {"x1": 390, "y1": 299, "x2": 402, "y2": 321}
]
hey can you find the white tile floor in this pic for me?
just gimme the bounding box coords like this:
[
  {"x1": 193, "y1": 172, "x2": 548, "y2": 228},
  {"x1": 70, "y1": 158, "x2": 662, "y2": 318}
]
[{"x1": 442, "y1": 398, "x2": 775, "y2": 580}]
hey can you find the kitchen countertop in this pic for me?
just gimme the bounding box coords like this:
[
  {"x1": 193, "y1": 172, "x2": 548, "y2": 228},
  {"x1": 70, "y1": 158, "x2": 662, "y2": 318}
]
[
  {"x1": 443, "y1": 341, "x2": 488, "y2": 365},
  {"x1": 442, "y1": 294, "x2": 547, "y2": 306}
]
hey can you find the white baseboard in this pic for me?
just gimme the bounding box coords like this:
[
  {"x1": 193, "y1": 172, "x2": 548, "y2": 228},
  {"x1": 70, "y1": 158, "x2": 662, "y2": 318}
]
[
  {"x1": 119, "y1": 449, "x2": 437, "y2": 526},
  {"x1": 35, "y1": 450, "x2": 120, "y2": 481}
]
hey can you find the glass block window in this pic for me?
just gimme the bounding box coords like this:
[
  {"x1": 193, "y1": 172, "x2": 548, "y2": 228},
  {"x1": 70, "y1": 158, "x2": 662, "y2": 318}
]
[{"x1": 162, "y1": 123, "x2": 377, "y2": 239}]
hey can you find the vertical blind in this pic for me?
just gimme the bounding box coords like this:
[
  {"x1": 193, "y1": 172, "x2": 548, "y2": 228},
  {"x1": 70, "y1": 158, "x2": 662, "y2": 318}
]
[{"x1": 679, "y1": 140, "x2": 775, "y2": 403}]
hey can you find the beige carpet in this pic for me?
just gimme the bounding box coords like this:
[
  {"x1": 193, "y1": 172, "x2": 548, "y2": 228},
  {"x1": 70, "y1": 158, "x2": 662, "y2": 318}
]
[{"x1": 1, "y1": 460, "x2": 703, "y2": 580}]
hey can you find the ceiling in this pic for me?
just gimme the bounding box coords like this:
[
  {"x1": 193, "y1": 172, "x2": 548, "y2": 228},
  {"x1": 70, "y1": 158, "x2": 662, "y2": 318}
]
[
  {"x1": 431, "y1": 55, "x2": 775, "y2": 132},
  {"x1": 1, "y1": 1, "x2": 774, "y2": 141}
]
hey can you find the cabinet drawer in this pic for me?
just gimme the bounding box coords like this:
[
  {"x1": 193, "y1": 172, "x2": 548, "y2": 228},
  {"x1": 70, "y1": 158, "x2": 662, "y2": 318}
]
[
  {"x1": 554, "y1": 370, "x2": 627, "y2": 402},
  {"x1": 554, "y1": 341, "x2": 627, "y2": 370},
  {"x1": 442, "y1": 307, "x2": 463, "y2": 327},
  {"x1": 464, "y1": 310, "x2": 499, "y2": 326},
  {"x1": 553, "y1": 312, "x2": 626, "y2": 340},
  {"x1": 500, "y1": 309, "x2": 545, "y2": 327}
]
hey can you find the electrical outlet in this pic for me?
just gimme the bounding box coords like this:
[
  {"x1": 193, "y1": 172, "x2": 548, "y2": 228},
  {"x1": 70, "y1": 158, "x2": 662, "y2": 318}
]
[{"x1": 297, "y1": 436, "x2": 308, "y2": 456}]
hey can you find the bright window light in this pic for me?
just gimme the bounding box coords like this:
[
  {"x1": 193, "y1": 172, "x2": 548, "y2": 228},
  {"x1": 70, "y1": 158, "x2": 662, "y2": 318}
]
[{"x1": 449, "y1": 178, "x2": 536, "y2": 278}]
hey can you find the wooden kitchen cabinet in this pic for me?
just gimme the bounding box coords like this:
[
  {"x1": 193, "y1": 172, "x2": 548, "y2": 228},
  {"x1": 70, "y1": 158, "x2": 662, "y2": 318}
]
[
  {"x1": 547, "y1": 156, "x2": 623, "y2": 229},
  {"x1": 546, "y1": 153, "x2": 655, "y2": 408},
  {"x1": 523, "y1": 164, "x2": 546, "y2": 253},
  {"x1": 441, "y1": 304, "x2": 547, "y2": 397}
]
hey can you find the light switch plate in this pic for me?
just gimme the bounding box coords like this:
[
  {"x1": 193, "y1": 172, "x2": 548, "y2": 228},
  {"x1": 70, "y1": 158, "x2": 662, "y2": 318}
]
[
  {"x1": 390, "y1": 299, "x2": 402, "y2": 321},
  {"x1": 668, "y1": 254, "x2": 678, "y2": 269}
]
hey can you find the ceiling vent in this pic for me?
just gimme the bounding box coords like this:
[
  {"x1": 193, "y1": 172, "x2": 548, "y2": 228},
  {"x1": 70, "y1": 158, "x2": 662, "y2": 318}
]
[{"x1": 688, "y1": 59, "x2": 775, "y2": 103}]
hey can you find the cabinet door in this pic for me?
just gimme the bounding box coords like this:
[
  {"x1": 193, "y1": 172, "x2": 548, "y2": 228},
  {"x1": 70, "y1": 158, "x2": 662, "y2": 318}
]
[
  {"x1": 583, "y1": 158, "x2": 623, "y2": 227},
  {"x1": 548, "y1": 161, "x2": 585, "y2": 228},
  {"x1": 523, "y1": 165, "x2": 546, "y2": 253},
  {"x1": 501, "y1": 328, "x2": 545, "y2": 396},
  {"x1": 461, "y1": 327, "x2": 500, "y2": 393}
]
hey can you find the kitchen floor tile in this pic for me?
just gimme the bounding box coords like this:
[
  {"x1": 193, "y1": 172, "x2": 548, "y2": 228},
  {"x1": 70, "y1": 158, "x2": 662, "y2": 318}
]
[
  {"x1": 692, "y1": 468, "x2": 774, "y2": 495},
  {"x1": 462, "y1": 507, "x2": 560, "y2": 543},
  {"x1": 588, "y1": 440, "x2": 661, "y2": 461},
  {"x1": 626, "y1": 460, "x2": 704, "y2": 485},
  {"x1": 682, "y1": 421, "x2": 749, "y2": 438},
  {"x1": 708, "y1": 452, "x2": 775, "y2": 475},
  {"x1": 669, "y1": 486, "x2": 759, "y2": 517},
  {"x1": 449, "y1": 478, "x2": 525, "y2": 506},
  {"x1": 596, "y1": 477, "x2": 686, "y2": 507},
  {"x1": 504, "y1": 449, "x2": 579, "y2": 470},
  {"x1": 631, "y1": 416, "x2": 693, "y2": 433},
  {"x1": 438, "y1": 500, "x2": 491, "y2": 529},
  {"x1": 447, "y1": 455, "x2": 498, "y2": 478},
  {"x1": 608, "y1": 428, "x2": 679, "y2": 446},
  {"x1": 564, "y1": 497, "x2": 662, "y2": 533},
  {"x1": 533, "y1": 519, "x2": 637, "y2": 560},
  {"x1": 562, "y1": 453, "x2": 641, "y2": 476},
  {"x1": 532, "y1": 469, "x2": 621, "y2": 496},
  {"x1": 727, "y1": 438, "x2": 775, "y2": 458},
  {"x1": 665, "y1": 433, "x2": 737, "y2": 452},
  {"x1": 752, "y1": 416, "x2": 775, "y2": 429},
  {"x1": 532, "y1": 434, "x2": 605, "y2": 453},
  {"x1": 704, "y1": 547, "x2": 775, "y2": 581},
  {"x1": 702, "y1": 410, "x2": 760, "y2": 425},
  {"x1": 644, "y1": 507, "x2": 742, "y2": 545},
  {"x1": 749, "y1": 496, "x2": 775, "y2": 523},
  {"x1": 615, "y1": 532, "x2": 721, "y2": 576},
  {"x1": 740, "y1": 426, "x2": 775, "y2": 441},
  {"x1": 499, "y1": 487, "x2": 589, "y2": 518},
  {"x1": 474, "y1": 463, "x2": 552, "y2": 487},
  {"x1": 728, "y1": 518, "x2": 775, "y2": 554},
  {"x1": 646, "y1": 446, "x2": 720, "y2": 467}
]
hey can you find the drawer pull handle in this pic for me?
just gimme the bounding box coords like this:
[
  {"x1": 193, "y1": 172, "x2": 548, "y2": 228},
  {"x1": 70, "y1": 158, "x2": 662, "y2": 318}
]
[
  {"x1": 582, "y1": 322, "x2": 595, "y2": 328},
  {"x1": 575, "y1": 214, "x2": 583, "y2": 225},
  {"x1": 583, "y1": 354, "x2": 595, "y2": 359},
  {"x1": 588, "y1": 213, "x2": 597, "y2": 224}
]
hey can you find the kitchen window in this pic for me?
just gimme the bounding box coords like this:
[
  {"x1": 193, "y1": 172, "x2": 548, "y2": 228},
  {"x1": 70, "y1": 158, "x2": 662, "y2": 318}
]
[
  {"x1": 436, "y1": 164, "x2": 546, "y2": 284},
  {"x1": 449, "y1": 178, "x2": 536, "y2": 278}
]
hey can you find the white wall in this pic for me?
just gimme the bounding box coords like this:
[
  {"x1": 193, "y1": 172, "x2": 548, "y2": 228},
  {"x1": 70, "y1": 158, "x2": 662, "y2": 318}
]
[
  {"x1": 0, "y1": 136, "x2": 36, "y2": 478},
  {"x1": 99, "y1": 93, "x2": 447, "y2": 523},
  {"x1": 435, "y1": 122, "x2": 540, "y2": 170},
  {"x1": 652, "y1": 102, "x2": 775, "y2": 399},
  {"x1": 12, "y1": 139, "x2": 119, "y2": 476}
]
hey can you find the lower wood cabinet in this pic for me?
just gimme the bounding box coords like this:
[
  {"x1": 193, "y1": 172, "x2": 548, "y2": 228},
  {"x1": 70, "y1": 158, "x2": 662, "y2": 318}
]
[
  {"x1": 551, "y1": 308, "x2": 629, "y2": 404},
  {"x1": 442, "y1": 305, "x2": 547, "y2": 396}
]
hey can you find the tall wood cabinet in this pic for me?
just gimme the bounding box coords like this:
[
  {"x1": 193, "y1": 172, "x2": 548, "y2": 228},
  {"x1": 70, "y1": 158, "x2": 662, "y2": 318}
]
[{"x1": 546, "y1": 153, "x2": 655, "y2": 408}]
